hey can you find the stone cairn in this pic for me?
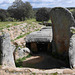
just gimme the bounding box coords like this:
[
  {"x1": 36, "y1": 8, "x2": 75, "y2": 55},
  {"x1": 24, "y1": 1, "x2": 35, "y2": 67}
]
[
  {"x1": 50, "y1": 7, "x2": 75, "y2": 68},
  {"x1": 0, "y1": 33, "x2": 15, "y2": 67}
]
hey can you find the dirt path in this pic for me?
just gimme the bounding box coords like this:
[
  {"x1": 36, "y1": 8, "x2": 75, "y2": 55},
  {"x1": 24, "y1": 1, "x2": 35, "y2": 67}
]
[{"x1": 22, "y1": 52, "x2": 69, "y2": 69}]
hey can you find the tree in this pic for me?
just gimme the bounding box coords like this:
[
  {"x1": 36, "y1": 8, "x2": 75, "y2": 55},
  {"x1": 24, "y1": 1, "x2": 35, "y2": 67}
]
[
  {"x1": 8, "y1": 0, "x2": 23, "y2": 9},
  {"x1": 8, "y1": 0, "x2": 34, "y2": 21},
  {"x1": 24, "y1": 2, "x2": 34, "y2": 19},
  {"x1": 0, "y1": 9, "x2": 9, "y2": 21},
  {"x1": 36, "y1": 8, "x2": 50, "y2": 22}
]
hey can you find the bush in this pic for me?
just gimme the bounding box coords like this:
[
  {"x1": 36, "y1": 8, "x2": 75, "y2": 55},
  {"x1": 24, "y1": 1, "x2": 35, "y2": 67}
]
[
  {"x1": 0, "y1": 14, "x2": 6, "y2": 21},
  {"x1": 36, "y1": 8, "x2": 50, "y2": 22},
  {"x1": 5, "y1": 17, "x2": 16, "y2": 22},
  {"x1": 0, "y1": 9, "x2": 9, "y2": 21}
]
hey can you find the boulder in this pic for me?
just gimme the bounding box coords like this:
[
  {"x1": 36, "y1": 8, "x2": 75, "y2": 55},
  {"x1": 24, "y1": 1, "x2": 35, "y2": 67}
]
[
  {"x1": 26, "y1": 26, "x2": 52, "y2": 42},
  {"x1": 0, "y1": 33, "x2": 15, "y2": 67},
  {"x1": 50, "y1": 7, "x2": 75, "y2": 55},
  {"x1": 15, "y1": 47, "x2": 31, "y2": 60}
]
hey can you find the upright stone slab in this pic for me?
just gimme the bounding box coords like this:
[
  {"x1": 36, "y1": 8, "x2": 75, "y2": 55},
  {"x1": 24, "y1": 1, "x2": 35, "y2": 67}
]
[
  {"x1": 69, "y1": 34, "x2": 75, "y2": 68},
  {"x1": 0, "y1": 33, "x2": 15, "y2": 67},
  {"x1": 50, "y1": 7, "x2": 75, "y2": 55}
]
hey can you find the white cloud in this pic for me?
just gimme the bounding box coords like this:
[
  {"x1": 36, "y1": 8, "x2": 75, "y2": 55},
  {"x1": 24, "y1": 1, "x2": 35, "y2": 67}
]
[
  {"x1": 0, "y1": 0, "x2": 75, "y2": 9},
  {"x1": 0, "y1": 0, "x2": 15, "y2": 4},
  {"x1": 31, "y1": 0, "x2": 75, "y2": 8}
]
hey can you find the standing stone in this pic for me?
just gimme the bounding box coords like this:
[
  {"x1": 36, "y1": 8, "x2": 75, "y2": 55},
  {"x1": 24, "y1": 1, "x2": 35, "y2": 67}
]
[
  {"x1": 50, "y1": 7, "x2": 75, "y2": 55},
  {"x1": 0, "y1": 33, "x2": 15, "y2": 67},
  {"x1": 69, "y1": 34, "x2": 75, "y2": 68}
]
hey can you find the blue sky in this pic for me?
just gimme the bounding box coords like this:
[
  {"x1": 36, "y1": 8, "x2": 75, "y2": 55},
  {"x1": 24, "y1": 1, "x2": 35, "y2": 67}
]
[{"x1": 0, "y1": 0, "x2": 75, "y2": 9}]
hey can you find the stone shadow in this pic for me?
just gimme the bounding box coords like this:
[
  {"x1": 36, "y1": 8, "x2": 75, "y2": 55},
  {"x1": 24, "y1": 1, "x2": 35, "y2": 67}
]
[{"x1": 20, "y1": 53, "x2": 69, "y2": 69}]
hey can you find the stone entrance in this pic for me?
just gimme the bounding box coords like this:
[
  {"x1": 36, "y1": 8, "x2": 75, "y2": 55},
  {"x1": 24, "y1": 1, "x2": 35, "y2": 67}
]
[{"x1": 26, "y1": 26, "x2": 52, "y2": 53}]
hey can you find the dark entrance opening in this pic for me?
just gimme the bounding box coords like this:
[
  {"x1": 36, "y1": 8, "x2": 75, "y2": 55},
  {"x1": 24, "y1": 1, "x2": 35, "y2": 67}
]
[{"x1": 37, "y1": 42, "x2": 48, "y2": 52}]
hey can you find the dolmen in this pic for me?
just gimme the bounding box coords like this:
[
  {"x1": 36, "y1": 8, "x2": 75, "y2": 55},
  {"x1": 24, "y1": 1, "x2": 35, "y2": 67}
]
[
  {"x1": 50, "y1": 7, "x2": 75, "y2": 68},
  {"x1": 26, "y1": 26, "x2": 52, "y2": 53}
]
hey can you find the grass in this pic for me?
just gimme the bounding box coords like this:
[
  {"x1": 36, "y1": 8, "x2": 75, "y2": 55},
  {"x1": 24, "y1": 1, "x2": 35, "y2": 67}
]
[
  {"x1": 25, "y1": 18, "x2": 39, "y2": 24},
  {"x1": 15, "y1": 54, "x2": 31, "y2": 67},
  {"x1": 14, "y1": 27, "x2": 40, "y2": 40},
  {"x1": 69, "y1": 9, "x2": 75, "y2": 12},
  {"x1": 14, "y1": 28, "x2": 40, "y2": 40},
  {"x1": 0, "y1": 21, "x2": 24, "y2": 30},
  {"x1": 0, "y1": 19, "x2": 38, "y2": 30},
  {"x1": 0, "y1": 18, "x2": 41, "y2": 41},
  {"x1": 14, "y1": 32, "x2": 32, "y2": 40},
  {"x1": 52, "y1": 72, "x2": 58, "y2": 75},
  {"x1": 71, "y1": 29, "x2": 75, "y2": 33},
  {"x1": 48, "y1": 20, "x2": 52, "y2": 23},
  {"x1": 32, "y1": 73, "x2": 36, "y2": 75}
]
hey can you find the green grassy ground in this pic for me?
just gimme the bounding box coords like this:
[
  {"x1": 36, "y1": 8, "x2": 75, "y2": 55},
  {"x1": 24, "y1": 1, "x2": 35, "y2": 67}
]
[
  {"x1": 0, "y1": 19, "x2": 39, "y2": 30},
  {"x1": 15, "y1": 54, "x2": 31, "y2": 67}
]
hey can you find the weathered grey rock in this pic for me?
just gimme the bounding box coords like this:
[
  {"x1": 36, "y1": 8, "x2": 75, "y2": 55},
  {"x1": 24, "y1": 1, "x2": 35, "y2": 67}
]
[
  {"x1": 69, "y1": 34, "x2": 75, "y2": 68},
  {"x1": 16, "y1": 47, "x2": 31, "y2": 59},
  {"x1": 17, "y1": 47, "x2": 26, "y2": 58},
  {"x1": 0, "y1": 33, "x2": 15, "y2": 67},
  {"x1": 17, "y1": 47, "x2": 31, "y2": 57},
  {"x1": 26, "y1": 26, "x2": 52, "y2": 42},
  {"x1": 50, "y1": 7, "x2": 75, "y2": 55},
  {"x1": 26, "y1": 26, "x2": 52, "y2": 52}
]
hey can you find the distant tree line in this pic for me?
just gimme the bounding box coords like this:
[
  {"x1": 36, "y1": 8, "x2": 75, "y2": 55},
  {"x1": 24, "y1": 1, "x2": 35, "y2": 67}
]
[
  {"x1": 1, "y1": 0, "x2": 75, "y2": 22},
  {"x1": 0, "y1": 0, "x2": 52, "y2": 22},
  {"x1": 0, "y1": 0, "x2": 35, "y2": 21}
]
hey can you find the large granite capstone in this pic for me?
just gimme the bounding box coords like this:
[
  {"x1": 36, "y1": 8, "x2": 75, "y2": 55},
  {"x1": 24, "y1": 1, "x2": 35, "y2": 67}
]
[{"x1": 26, "y1": 26, "x2": 52, "y2": 52}]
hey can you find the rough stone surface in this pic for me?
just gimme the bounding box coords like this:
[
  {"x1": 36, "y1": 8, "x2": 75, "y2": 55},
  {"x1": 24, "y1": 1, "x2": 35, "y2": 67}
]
[
  {"x1": 16, "y1": 47, "x2": 31, "y2": 59},
  {"x1": 69, "y1": 34, "x2": 75, "y2": 68},
  {"x1": 50, "y1": 7, "x2": 75, "y2": 55},
  {"x1": 63, "y1": 69, "x2": 73, "y2": 74},
  {"x1": 1, "y1": 67, "x2": 75, "y2": 75},
  {"x1": 0, "y1": 33, "x2": 15, "y2": 67},
  {"x1": 26, "y1": 26, "x2": 52, "y2": 52},
  {"x1": 26, "y1": 26, "x2": 52, "y2": 42}
]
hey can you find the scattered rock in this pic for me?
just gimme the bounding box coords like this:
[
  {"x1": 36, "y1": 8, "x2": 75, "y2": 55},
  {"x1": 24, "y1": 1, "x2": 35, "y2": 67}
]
[
  {"x1": 14, "y1": 37, "x2": 25, "y2": 47},
  {"x1": 15, "y1": 47, "x2": 31, "y2": 59}
]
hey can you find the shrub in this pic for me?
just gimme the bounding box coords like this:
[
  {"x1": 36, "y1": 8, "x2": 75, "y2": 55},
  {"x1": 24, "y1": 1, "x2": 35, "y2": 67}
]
[
  {"x1": 0, "y1": 9, "x2": 9, "y2": 21},
  {"x1": 5, "y1": 17, "x2": 15, "y2": 22},
  {"x1": 36, "y1": 8, "x2": 50, "y2": 22}
]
